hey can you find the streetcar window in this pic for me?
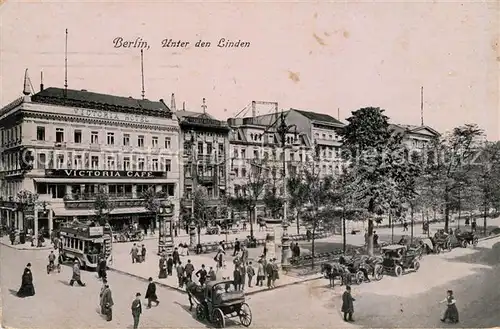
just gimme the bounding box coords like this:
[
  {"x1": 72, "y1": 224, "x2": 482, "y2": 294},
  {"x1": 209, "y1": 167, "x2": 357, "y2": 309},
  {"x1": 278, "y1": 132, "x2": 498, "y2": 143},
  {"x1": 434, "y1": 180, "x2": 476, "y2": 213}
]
[
  {"x1": 79, "y1": 240, "x2": 83, "y2": 250},
  {"x1": 70, "y1": 239, "x2": 75, "y2": 249}
]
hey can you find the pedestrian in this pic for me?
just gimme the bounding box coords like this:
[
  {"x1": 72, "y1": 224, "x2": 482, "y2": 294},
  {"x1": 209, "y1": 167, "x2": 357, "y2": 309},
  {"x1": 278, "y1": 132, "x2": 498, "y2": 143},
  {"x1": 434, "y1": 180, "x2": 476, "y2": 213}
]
[
  {"x1": 141, "y1": 244, "x2": 147, "y2": 262},
  {"x1": 265, "y1": 259, "x2": 273, "y2": 288},
  {"x1": 17, "y1": 263, "x2": 35, "y2": 297},
  {"x1": 9, "y1": 229, "x2": 15, "y2": 245},
  {"x1": 233, "y1": 238, "x2": 241, "y2": 256},
  {"x1": 100, "y1": 283, "x2": 113, "y2": 321},
  {"x1": 176, "y1": 261, "x2": 185, "y2": 288},
  {"x1": 215, "y1": 251, "x2": 224, "y2": 272},
  {"x1": 440, "y1": 290, "x2": 459, "y2": 323},
  {"x1": 241, "y1": 245, "x2": 249, "y2": 264},
  {"x1": 471, "y1": 219, "x2": 477, "y2": 232},
  {"x1": 145, "y1": 277, "x2": 160, "y2": 308},
  {"x1": 240, "y1": 262, "x2": 246, "y2": 290},
  {"x1": 403, "y1": 221, "x2": 408, "y2": 231},
  {"x1": 69, "y1": 260, "x2": 86, "y2": 286},
  {"x1": 208, "y1": 266, "x2": 216, "y2": 281},
  {"x1": 196, "y1": 264, "x2": 208, "y2": 285},
  {"x1": 172, "y1": 247, "x2": 180, "y2": 266},
  {"x1": 247, "y1": 262, "x2": 255, "y2": 288},
  {"x1": 98, "y1": 255, "x2": 107, "y2": 280},
  {"x1": 257, "y1": 260, "x2": 264, "y2": 286},
  {"x1": 271, "y1": 258, "x2": 279, "y2": 287},
  {"x1": 130, "y1": 243, "x2": 139, "y2": 264},
  {"x1": 233, "y1": 265, "x2": 242, "y2": 290},
  {"x1": 158, "y1": 255, "x2": 167, "y2": 279},
  {"x1": 341, "y1": 285, "x2": 355, "y2": 322},
  {"x1": 131, "y1": 292, "x2": 142, "y2": 329},
  {"x1": 167, "y1": 254, "x2": 174, "y2": 276},
  {"x1": 262, "y1": 242, "x2": 268, "y2": 257},
  {"x1": 373, "y1": 231, "x2": 379, "y2": 247},
  {"x1": 185, "y1": 259, "x2": 195, "y2": 281}
]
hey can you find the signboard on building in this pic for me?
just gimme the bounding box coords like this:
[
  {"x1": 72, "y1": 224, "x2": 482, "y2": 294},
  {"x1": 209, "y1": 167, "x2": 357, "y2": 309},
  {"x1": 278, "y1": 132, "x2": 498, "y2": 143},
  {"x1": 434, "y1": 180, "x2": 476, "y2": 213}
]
[
  {"x1": 45, "y1": 169, "x2": 168, "y2": 179},
  {"x1": 88, "y1": 226, "x2": 104, "y2": 237}
]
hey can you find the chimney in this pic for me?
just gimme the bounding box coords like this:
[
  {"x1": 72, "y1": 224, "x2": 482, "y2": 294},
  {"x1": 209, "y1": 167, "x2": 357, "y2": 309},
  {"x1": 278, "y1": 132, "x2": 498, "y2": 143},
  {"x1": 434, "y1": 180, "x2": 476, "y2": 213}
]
[
  {"x1": 171, "y1": 93, "x2": 177, "y2": 111},
  {"x1": 40, "y1": 71, "x2": 44, "y2": 92},
  {"x1": 23, "y1": 68, "x2": 32, "y2": 96}
]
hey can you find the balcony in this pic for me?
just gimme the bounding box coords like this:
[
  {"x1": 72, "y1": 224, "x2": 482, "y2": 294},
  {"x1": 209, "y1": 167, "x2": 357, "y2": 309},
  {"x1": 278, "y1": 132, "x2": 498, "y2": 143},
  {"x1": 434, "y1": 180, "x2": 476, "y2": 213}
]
[{"x1": 63, "y1": 193, "x2": 168, "y2": 209}]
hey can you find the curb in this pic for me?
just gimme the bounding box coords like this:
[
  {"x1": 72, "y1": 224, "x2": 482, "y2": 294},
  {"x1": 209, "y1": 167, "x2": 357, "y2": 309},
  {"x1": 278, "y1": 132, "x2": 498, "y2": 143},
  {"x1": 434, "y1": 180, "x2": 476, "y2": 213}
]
[
  {"x1": 108, "y1": 266, "x2": 322, "y2": 296},
  {"x1": 0, "y1": 241, "x2": 53, "y2": 251},
  {"x1": 478, "y1": 233, "x2": 500, "y2": 242}
]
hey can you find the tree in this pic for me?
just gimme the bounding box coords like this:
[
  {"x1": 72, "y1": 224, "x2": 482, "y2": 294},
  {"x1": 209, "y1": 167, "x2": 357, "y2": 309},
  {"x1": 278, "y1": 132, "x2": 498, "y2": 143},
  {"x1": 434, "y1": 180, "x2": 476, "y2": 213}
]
[
  {"x1": 340, "y1": 107, "x2": 420, "y2": 255},
  {"x1": 141, "y1": 188, "x2": 167, "y2": 231},
  {"x1": 192, "y1": 186, "x2": 209, "y2": 244},
  {"x1": 262, "y1": 167, "x2": 284, "y2": 218},
  {"x1": 228, "y1": 159, "x2": 267, "y2": 238},
  {"x1": 287, "y1": 171, "x2": 308, "y2": 234},
  {"x1": 94, "y1": 187, "x2": 115, "y2": 226},
  {"x1": 426, "y1": 124, "x2": 484, "y2": 232}
]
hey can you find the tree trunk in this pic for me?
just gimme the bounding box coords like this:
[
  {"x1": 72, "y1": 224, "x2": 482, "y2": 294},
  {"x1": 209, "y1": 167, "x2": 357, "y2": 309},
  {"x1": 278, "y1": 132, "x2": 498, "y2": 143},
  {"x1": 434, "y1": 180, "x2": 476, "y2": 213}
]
[
  {"x1": 296, "y1": 210, "x2": 300, "y2": 235},
  {"x1": 483, "y1": 202, "x2": 488, "y2": 236},
  {"x1": 311, "y1": 222, "x2": 316, "y2": 269},
  {"x1": 444, "y1": 189, "x2": 450, "y2": 233},
  {"x1": 249, "y1": 208, "x2": 254, "y2": 238},
  {"x1": 367, "y1": 219, "x2": 374, "y2": 256}
]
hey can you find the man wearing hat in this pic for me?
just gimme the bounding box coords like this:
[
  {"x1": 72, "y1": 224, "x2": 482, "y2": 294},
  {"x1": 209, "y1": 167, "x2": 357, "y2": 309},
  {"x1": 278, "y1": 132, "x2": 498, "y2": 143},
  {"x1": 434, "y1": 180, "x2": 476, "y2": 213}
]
[
  {"x1": 100, "y1": 282, "x2": 113, "y2": 321},
  {"x1": 131, "y1": 292, "x2": 142, "y2": 329},
  {"x1": 145, "y1": 277, "x2": 159, "y2": 308},
  {"x1": 69, "y1": 260, "x2": 86, "y2": 286}
]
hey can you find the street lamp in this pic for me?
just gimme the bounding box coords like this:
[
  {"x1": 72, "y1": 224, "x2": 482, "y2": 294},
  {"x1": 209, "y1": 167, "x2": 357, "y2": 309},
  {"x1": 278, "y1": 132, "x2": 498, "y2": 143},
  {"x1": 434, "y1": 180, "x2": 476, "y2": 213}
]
[{"x1": 157, "y1": 200, "x2": 174, "y2": 255}]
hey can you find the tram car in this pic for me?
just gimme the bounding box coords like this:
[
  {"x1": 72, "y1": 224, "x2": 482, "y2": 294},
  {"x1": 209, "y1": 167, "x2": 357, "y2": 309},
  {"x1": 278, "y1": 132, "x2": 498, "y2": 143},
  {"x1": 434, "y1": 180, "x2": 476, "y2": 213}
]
[{"x1": 59, "y1": 220, "x2": 113, "y2": 270}]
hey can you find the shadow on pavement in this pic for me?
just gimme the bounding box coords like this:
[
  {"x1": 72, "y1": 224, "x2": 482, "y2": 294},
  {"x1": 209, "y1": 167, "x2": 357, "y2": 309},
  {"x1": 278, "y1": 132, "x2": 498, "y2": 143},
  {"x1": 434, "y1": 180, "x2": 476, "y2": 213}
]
[
  {"x1": 8, "y1": 288, "x2": 18, "y2": 297},
  {"x1": 446, "y1": 242, "x2": 500, "y2": 267},
  {"x1": 173, "y1": 301, "x2": 210, "y2": 328},
  {"x1": 57, "y1": 279, "x2": 71, "y2": 286}
]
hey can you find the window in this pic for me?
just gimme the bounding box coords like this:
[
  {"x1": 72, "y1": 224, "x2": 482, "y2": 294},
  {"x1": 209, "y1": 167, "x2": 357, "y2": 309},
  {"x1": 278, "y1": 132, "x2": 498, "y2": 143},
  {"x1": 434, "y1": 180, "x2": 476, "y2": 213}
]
[
  {"x1": 37, "y1": 153, "x2": 46, "y2": 169},
  {"x1": 152, "y1": 159, "x2": 159, "y2": 171},
  {"x1": 152, "y1": 136, "x2": 159, "y2": 147},
  {"x1": 138, "y1": 158, "x2": 145, "y2": 170},
  {"x1": 107, "y1": 156, "x2": 115, "y2": 169},
  {"x1": 218, "y1": 143, "x2": 224, "y2": 154},
  {"x1": 74, "y1": 155, "x2": 82, "y2": 169},
  {"x1": 207, "y1": 143, "x2": 213, "y2": 155},
  {"x1": 137, "y1": 135, "x2": 144, "y2": 147},
  {"x1": 91, "y1": 156, "x2": 99, "y2": 169},
  {"x1": 164, "y1": 137, "x2": 171, "y2": 149},
  {"x1": 36, "y1": 127, "x2": 45, "y2": 141},
  {"x1": 241, "y1": 167, "x2": 247, "y2": 177},
  {"x1": 57, "y1": 154, "x2": 64, "y2": 168},
  {"x1": 165, "y1": 159, "x2": 171, "y2": 172},
  {"x1": 107, "y1": 132, "x2": 115, "y2": 145},
  {"x1": 123, "y1": 157, "x2": 130, "y2": 170},
  {"x1": 123, "y1": 134, "x2": 130, "y2": 146},
  {"x1": 241, "y1": 149, "x2": 246, "y2": 159},
  {"x1": 253, "y1": 150, "x2": 259, "y2": 159},
  {"x1": 74, "y1": 130, "x2": 82, "y2": 143},
  {"x1": 91, "y1": 131, "x2": 99, "y2": 144},
  {"x1": 198, "y1": 142, "x2": 204, "y2": 154},
  {"x1": 56, "y1": 128, "x2": 64, "y2": 143}
]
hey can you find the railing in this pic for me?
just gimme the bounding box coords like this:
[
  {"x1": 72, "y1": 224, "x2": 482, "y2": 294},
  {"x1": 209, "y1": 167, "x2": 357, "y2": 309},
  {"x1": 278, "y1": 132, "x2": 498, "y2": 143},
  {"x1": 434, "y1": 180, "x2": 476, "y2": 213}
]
[{"x1": 67, "y1": 193, "x2": 134, "y2": 200}]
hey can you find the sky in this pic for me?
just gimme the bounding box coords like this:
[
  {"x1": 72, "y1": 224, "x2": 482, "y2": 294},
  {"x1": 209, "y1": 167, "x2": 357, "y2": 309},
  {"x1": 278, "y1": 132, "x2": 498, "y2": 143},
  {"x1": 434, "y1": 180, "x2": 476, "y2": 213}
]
[{"x1": 1, "y1": 0, "x2": 498, "y2": 139}]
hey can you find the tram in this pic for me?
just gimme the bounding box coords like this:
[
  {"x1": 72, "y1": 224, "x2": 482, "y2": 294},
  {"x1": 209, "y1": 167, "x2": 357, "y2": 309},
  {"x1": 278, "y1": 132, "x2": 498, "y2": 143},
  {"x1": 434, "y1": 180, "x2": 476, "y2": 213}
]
[{"x1": 59, "y1": 220, "x2": 113, "y2": 270}]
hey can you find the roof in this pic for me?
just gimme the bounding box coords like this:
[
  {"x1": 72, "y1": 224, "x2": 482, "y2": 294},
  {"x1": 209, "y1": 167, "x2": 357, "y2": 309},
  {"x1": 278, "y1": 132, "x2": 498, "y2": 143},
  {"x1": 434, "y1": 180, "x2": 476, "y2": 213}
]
[
  {"x1": 390, "y1": 123, "x2": 440, "y2": 136},
  {"x1": 176, "y1": 110, "x2": 215, "y2": 120},
  {"x1": 291, "y1": 108, "x2": 344, "y2": 125},
  {"x1": 31, "y1": 87, "x2": 172, "y2": 118},
  {"x1": 205, "y1": 279, "x2": 234, "y2": 289},
  {"x1": 381, "y1": 244, "x2": 406, "y2": 251}
]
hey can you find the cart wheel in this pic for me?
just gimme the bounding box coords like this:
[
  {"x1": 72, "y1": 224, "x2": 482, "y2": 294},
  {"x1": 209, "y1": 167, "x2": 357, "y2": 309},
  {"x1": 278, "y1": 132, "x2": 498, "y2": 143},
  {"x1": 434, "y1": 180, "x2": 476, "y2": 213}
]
[
  {"x1": 413, "y1": 261, "x2": 420, "y2": 271},
  {"x1": 473, "y1": 238, "x2": 478, "y2": 247},
  {"x1": 195, "y1": 304, "x2": 205, "y2": 321},
  {"x1": 394, "y1": 265, "x2": 403, "y2": 277},
  {"x1": 355, "y1": 271, "x2": 364, "y2": 284},
  {"x1": 139, "y1": 234, "x2": 144, "y2": 242},
  {"x1": 373, "y1": 265, "x2": 383, "y2": 281},
  {"x1": 212, "y1": 308, "x2": 225, "y2": 328},
  {"x1": 447, "y1": 242, "x2": 452, "y2": 252},
  {"x1": 435, "y1": 246, "x2": 441, "y2": 254},
  {"x1": 239, "y1": 303, "x2": 252, "y2": 327},
  {"x1": 461, "y1": 240, "x2": 468, "y2": 248}
]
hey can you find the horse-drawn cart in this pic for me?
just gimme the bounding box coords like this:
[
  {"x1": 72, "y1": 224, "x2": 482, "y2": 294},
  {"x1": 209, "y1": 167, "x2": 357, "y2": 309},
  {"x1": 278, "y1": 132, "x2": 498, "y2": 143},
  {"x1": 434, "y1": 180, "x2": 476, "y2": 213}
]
[{"x1": 189, "y1": 280, "x2": 252, "y2": 328}]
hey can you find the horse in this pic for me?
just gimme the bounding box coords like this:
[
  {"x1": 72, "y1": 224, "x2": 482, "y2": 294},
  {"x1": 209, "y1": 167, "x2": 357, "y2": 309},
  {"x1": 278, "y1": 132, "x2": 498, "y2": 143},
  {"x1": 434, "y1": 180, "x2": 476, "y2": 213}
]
[
  {"x1": 320, "y1": 263, "x2": 347, "y2": 288},
  {"x1": 258, "y1": 221, "x2": 267, "y2": 231},
  {"x1": 185, "y1": 281, "x2": 206, "y2": 312}
]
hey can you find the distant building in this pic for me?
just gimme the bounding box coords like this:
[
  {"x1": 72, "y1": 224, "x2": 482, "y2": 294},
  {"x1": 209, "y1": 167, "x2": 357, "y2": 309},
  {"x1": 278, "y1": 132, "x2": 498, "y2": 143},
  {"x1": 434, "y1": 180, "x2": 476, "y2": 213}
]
[
  {"x1": 174, "y1": 96, "x2": 230, "y2": 223},
  {"x1": 389, "y1": 124, "x2": 441, "y2": 150},
  {"x1": 0, "y1": 73, "x2": 180, "y2": 236}
]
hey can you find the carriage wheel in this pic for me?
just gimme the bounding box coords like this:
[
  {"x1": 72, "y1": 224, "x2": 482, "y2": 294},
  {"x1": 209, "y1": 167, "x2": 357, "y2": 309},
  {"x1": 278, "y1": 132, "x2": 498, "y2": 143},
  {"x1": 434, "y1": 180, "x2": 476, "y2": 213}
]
[
  {"x1": 394, "y1": 265, "x2": 403, "y2": 277},
  {"x1": 373, "y1": 265, "x2": 383, "y2": 281},
  {"x1": 461, "y1": 240, "x2": 468, "y2": 248},
  {"x1": 473, "y1": 238, "x2": 478, "y2": 247},
  {"x1": 413, "y1": 261, "x2": 420, "y2": 271},
  {"x1": 212, "y1": 308, "x2": 225, "y2": 328},
  {"x1": 46, "y1": 264, "x2": 51, "y2": 274},
  {"x1": 239, "y1": 303, "x2": 252, "y2": 327},
  {"x1": 138, "y1": 234, "x2": 144, "y2": 242},
  {"x1": 446, "y1": 242, "x2": 452, "y2": 252},
  {"x1": 355, "y1": 271, "x2": 364, "y2": 284},
  {"x1": 435, "y1": 246, "x2": 441, "y2": 254},
  {"x1": 195, "y1": 304, "x2": 205, "y2": 321}
]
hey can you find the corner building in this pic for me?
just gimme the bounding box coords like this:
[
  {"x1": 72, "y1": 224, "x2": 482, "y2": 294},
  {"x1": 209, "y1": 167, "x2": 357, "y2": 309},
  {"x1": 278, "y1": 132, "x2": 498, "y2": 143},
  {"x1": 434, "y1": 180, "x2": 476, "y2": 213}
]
[{"x1": 0, "y1": 85, "x2": 180, "y2": 236}]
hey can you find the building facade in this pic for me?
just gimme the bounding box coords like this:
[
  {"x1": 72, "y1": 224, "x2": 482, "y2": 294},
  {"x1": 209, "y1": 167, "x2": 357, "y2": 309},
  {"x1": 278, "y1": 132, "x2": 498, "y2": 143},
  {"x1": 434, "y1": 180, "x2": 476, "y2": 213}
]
[
  {"x1": 0, "y1": 83, "x2": 180, "y2": 237},
  {"x1": 389, "y1": 124, "x2": 441, "y2": 150},
  {"x1": 175, "y1": 98, "x2": 231, "y2": 222}
]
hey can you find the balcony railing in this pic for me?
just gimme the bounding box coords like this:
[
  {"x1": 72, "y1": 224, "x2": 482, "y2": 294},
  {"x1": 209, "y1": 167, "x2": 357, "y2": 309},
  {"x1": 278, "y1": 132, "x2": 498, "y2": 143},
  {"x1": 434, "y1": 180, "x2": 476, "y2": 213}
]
[{"x1": 67, "y1": 193, "x2": 134, "y2": 201}]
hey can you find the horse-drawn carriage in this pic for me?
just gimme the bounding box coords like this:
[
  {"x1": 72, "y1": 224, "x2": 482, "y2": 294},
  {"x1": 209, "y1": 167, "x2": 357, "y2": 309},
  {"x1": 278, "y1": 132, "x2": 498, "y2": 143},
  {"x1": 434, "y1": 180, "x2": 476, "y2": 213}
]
[
  {"x1": 189, "y1": 280, "x2": 252, "y2": 328},
  {"x1": 455, "y1": 231, "x2": 478, "y2": 248},
  {"x1": 113, "y1": 228, "x2": 144, "y2": 243},
  {"x1": 430, "y1": 229, "x2": 452, "y2": 253},
  {"x1": 381, "y1": 245, "x2": 420, "y2": 277},
  {"x1": 321, "y1": 254, "x2": 383, "y2": 287}
]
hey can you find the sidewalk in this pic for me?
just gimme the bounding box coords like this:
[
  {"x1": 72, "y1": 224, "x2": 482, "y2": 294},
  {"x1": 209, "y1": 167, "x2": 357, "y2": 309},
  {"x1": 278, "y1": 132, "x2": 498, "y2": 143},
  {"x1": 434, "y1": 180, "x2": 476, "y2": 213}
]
[
  {"x1": 109, "y1": 237, "x2": 322, "y2": 296},
  {"x1": 0, "y1": 235, "x2": 53, "y2": 251}
]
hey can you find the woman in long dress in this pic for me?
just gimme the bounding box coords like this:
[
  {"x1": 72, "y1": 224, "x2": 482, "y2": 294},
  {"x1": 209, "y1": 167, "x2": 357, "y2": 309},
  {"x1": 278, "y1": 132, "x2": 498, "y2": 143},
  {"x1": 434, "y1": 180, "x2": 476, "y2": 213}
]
[
  {"x1": 17, "y1": 263, "x2": 35, "y2": 297},
  {"x1": 440, "y1": 289, "x2": 459, "y2": 323}
]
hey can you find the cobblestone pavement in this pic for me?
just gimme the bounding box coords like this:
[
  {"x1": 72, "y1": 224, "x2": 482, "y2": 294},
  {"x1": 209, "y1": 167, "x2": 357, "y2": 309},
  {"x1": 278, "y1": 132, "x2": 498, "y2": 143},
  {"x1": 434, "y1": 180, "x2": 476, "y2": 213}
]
[{"x1": 0, "y1": 244, "x2": 348, "y2": 329}]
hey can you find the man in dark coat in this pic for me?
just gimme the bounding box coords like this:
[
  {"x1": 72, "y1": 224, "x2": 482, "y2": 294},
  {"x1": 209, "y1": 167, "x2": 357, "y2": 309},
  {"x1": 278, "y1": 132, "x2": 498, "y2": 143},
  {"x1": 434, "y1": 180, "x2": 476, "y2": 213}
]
[
  {"x1": 141, "y1": 245, "x2": 147, "y2": 262},
  {"x1": 131, "y1": 292, "x2": 142, "y2": 329},
  {"x1": 233, "y1": 238, "x2": 241, "y2": 256},
  {"x1": 195, "y1": 264, "x2": 207, "y2": 286},
  {"x1": 100, "y1": 283, "x2": 114, "y2": 321},
  {"x1": 69, "y1": 260, "x2": 86, "y2": 286},
  {"x1": 158, "y1": 256, "x2": 167, "y2": 279},
  {"x1": 172, "y1": 247, "x2": 180, "y2": 266},
  {"x1": 341, "y1": 286, "x2": 355, "y2": 322},
  {"x1": 176, "y1": 261, "x2": 185, "y2": 288},
  {"x1": 166, "y1": 255, "x2": 174, "y2": 276},
  {"x1": 98, "y1": 256, "x2": 107, "y2": 280},
  {"x1": 233, "y1": 265, "x2": 242, "y2": 290},
  {"x1": 17, "y1": 263, "x2": 35, "y2": 297},
  {"x1": 185, "y1": 259, "x2": 195, "y2": 281},
  {"x1": 145, "y1": 277, "x2": 159, "y2": 308},
  {"x1": 265, "y1": 259, "x2": 274, "y2": 288}
]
